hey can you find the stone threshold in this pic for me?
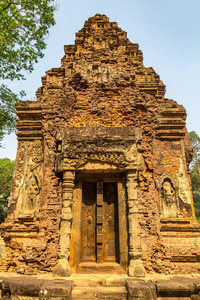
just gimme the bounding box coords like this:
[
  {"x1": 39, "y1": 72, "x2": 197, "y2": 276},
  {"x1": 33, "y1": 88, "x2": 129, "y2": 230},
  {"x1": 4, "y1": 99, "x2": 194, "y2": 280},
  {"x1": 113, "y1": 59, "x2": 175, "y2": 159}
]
[{"x1": 1, "y1": 273, "x2": 200, "y2": 299}]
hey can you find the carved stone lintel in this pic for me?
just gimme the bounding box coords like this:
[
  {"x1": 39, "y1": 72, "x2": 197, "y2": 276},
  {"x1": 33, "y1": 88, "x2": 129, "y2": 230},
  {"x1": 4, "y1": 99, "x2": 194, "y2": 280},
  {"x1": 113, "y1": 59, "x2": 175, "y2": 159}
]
[
  {"x1": 55, "y1": 127, "x2": 141, "y2": 172},
  {"x1": 53, "y1": 170, "x2": 75, "y2": 277},
  {"x1": 126, "y1": 170, "x2": 145, "y2": 277}
]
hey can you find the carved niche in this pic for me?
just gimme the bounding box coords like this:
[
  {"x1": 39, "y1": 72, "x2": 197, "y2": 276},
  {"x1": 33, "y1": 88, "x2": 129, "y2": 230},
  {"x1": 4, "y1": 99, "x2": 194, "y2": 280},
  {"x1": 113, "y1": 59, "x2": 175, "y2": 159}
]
[{"x1": 156, "y1": 173, "x2": 181, "y2": 218}]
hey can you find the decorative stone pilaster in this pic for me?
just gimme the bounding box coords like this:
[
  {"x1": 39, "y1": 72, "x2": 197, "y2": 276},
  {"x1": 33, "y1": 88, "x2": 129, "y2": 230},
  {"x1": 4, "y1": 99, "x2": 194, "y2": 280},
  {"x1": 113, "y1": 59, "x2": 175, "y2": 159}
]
[
  {"x1": 126, "y1": 170, "x2": 145, "y2": 277},
  {"x1": 54, "y1": 170, "x2": 75, "y2": 277}
]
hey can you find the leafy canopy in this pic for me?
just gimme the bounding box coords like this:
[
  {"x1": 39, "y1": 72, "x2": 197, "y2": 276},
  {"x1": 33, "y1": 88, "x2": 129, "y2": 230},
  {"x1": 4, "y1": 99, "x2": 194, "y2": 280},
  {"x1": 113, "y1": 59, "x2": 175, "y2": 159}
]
[
  {"x1": 0, "y1": 85, "x2": 25, "y2": 143},
  {"x1": 189, "y1": 131, "x2": 200, "y2": 221},
  {"x1": 0, "y1": 0, "x2": 56, "y2": 80},
  {"x1": 189, "y1": 131, "x2": 200, "y2": 173},
  {"x1": 0, "y1": 0, "x2": 56, "y2": 144},
  {"x1": 0, "y1": 158, "x2": 15, "y2": 223}
]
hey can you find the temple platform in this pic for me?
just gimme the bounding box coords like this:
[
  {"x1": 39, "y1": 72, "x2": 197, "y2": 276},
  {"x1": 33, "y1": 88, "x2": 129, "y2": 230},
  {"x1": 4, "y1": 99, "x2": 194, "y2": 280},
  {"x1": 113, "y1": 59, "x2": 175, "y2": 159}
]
[{"x1": 1, "y1": 272, "x2": 200, "y2": 299}]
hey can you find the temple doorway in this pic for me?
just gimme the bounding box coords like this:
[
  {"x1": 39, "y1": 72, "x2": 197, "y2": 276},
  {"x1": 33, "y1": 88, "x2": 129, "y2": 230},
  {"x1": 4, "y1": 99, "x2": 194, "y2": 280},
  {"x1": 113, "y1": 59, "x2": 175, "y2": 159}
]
[
  {"x1": 70, "y1": 173, "x2": 128, "y2": 274},
  {"x1": 81, "y1": 182, "x2": 119, "y2": 264}
]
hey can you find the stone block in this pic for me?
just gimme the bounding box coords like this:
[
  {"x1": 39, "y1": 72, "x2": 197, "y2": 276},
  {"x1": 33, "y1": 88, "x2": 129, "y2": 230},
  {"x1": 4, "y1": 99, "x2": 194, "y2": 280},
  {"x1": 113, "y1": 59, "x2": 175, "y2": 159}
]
[
  {"x1": 1, "y1": 277, "x2": 45, "y2": 297},
  {"x1": 126, "y1": 279, "x2": 156, "y2": 300},
  {"x1": 157, "y1": 297, "x2": 191, "y2": 300},
  {"x1": 72, "y1": 286, "x2": 127, "y2": 300},
  {"x1": 53, "y1": 258, "x2": 71, "y2": 277},
  {"x1": 128, "y1": 259, "x2": 146, "y2": 277},
  {"x1": 191, "y1": 295, "x2": 200, "y2": 300},
  {"x1": 39, "y1": 279, "x2": 74, "y2": 300},
  {"x1": 10, "y1": 297, "x2": 39, "y2": 300},
  {"x1": 155, "y1": 279, "x2": 194, "y2": 297},
  {"x1": 172, "y1": 277, "x2": 200, "y2": 294}
]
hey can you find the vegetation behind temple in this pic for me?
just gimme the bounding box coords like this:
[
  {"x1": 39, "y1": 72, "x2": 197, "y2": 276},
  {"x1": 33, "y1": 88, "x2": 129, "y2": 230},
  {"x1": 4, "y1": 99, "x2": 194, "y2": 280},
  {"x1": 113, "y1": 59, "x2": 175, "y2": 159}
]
[
  {"x1": 0, "y1": 158, "x2": 15, "y2": 223},
  {"x1": 0, "y1": 131, "x2": 200, "y2": 223},
  {"x1": 0, "y1": 0, "x2": 56, "y2": 145},
  {"x1": 189, "y1": 131, "x2": 200, "y2": 222}
]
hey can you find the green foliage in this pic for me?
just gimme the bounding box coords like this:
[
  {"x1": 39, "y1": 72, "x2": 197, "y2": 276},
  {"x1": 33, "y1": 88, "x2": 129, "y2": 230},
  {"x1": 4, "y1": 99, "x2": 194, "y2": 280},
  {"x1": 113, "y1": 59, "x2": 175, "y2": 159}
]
[
  {"x1": 196, "y1": 217, "x2": 200, "y2": 223},
  {"x1": 189, "y1": 131, "x2": 200, "y2": 172},
  {"x1": 189, "y1": 131, "x2": 200, "y2": 221},
  {"x1": 0, "y1": 158, "x2": 15, "y2": 223},
  {"x1": 0, "y1": 0, "x2": 56, "y2": 80},
  {"x1": 0, "y1": 0, "x2": 56, "y2": 143},
  {"x1": 0, "y1": 84, "x2": 25, "y2": 144}
]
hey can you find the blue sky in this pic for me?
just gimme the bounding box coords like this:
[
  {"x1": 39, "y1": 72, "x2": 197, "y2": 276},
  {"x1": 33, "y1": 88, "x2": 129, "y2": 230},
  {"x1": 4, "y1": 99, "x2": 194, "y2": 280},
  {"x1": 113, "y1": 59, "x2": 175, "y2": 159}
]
[{"x1": 1, "y1": 0, "x2": 200, "y2": 160}]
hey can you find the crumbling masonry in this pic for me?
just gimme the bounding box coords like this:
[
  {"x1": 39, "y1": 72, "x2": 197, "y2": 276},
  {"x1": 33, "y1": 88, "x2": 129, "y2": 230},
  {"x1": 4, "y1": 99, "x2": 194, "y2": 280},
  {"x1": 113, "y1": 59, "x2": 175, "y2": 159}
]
[{"x1": 1, "y1": 14, "x2": 200, "y2": 277}]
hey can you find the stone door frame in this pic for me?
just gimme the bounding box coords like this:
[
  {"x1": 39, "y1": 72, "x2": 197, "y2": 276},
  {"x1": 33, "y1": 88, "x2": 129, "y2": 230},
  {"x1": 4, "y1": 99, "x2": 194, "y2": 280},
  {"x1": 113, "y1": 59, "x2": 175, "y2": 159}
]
[
  {"x1": 54, "y1": 127, "x2": 146, "y2": 277},
  {"x1": 69, "y1": 173, "x2": 128, "y2": 272}
]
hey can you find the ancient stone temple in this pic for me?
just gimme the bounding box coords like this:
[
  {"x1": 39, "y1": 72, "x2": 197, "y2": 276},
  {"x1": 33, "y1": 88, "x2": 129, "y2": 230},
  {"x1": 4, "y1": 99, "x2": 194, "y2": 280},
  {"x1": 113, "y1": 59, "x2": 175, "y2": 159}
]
[{"x1": 1, "y1": 14, "x2": 200, "y2": 279}]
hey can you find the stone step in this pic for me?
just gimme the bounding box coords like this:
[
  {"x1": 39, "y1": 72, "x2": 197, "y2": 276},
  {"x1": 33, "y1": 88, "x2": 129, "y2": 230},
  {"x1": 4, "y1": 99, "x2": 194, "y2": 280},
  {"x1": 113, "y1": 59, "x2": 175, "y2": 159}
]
[
  {"x1": 70, "y1": 274, "x2": 128, "y2": 288},
  {"x1": 72, "y1": 286, "x2": 127, "y2": 300}
]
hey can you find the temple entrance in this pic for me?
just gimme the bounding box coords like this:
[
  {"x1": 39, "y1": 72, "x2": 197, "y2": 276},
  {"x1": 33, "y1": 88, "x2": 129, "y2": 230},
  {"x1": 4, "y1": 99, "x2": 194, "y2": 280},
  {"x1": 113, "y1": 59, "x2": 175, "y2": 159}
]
[
  {"x1": 70, "y1": 172, "x2": 128, "y2": 274},
  {"x1": 80, "y1": 182, "x2": 119, "y2": 264}
]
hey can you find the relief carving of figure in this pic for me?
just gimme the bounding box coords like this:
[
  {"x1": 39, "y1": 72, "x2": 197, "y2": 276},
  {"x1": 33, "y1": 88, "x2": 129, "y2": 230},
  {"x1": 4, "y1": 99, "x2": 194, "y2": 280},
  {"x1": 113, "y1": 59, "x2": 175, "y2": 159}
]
[
  {"x1": 19, "y1": 172, "x2": 41, "y2": 218},
  {"x1": 26, "y1": 176, "x2": 39, "y2": 211},
  {"x1": 156, "y1": 173, "x2": 181, "y2": 218},
  {"x1": 17, "y1": 140, "x2": 43, "y2": 218},
  {"x1": 162, "y1": 180, "x2": 176, "y2": 206}
]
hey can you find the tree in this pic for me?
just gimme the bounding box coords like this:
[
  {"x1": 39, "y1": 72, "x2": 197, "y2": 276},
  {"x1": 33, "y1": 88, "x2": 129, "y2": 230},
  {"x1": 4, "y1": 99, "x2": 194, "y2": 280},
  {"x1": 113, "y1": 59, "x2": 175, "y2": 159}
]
[
  {"x1": 189, "y1": 131, "x2": 200, "y2": 221},
  {"x1": 0, "y1": 158, "x2": 15, "y2": 223},
  {"x1": 0, "y1": 85, "x2": 25, "y2": 143},
  {"x1": 0, "y1": 0, "x2": 56, "y2": 144}
]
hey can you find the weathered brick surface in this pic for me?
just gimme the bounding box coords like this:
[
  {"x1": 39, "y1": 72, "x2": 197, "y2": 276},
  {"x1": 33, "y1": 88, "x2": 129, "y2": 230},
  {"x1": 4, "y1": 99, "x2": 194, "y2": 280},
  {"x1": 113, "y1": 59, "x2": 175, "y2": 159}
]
[{"x1": 0, "y1": 14, "x2": 200, "y2": 276}]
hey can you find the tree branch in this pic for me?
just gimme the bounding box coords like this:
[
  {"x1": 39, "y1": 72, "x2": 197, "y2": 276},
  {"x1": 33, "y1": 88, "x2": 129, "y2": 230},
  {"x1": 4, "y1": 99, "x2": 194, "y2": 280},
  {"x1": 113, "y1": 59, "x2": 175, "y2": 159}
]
[{"x1": 2, "y1": 1, "x2": 13, "y2": 11}]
